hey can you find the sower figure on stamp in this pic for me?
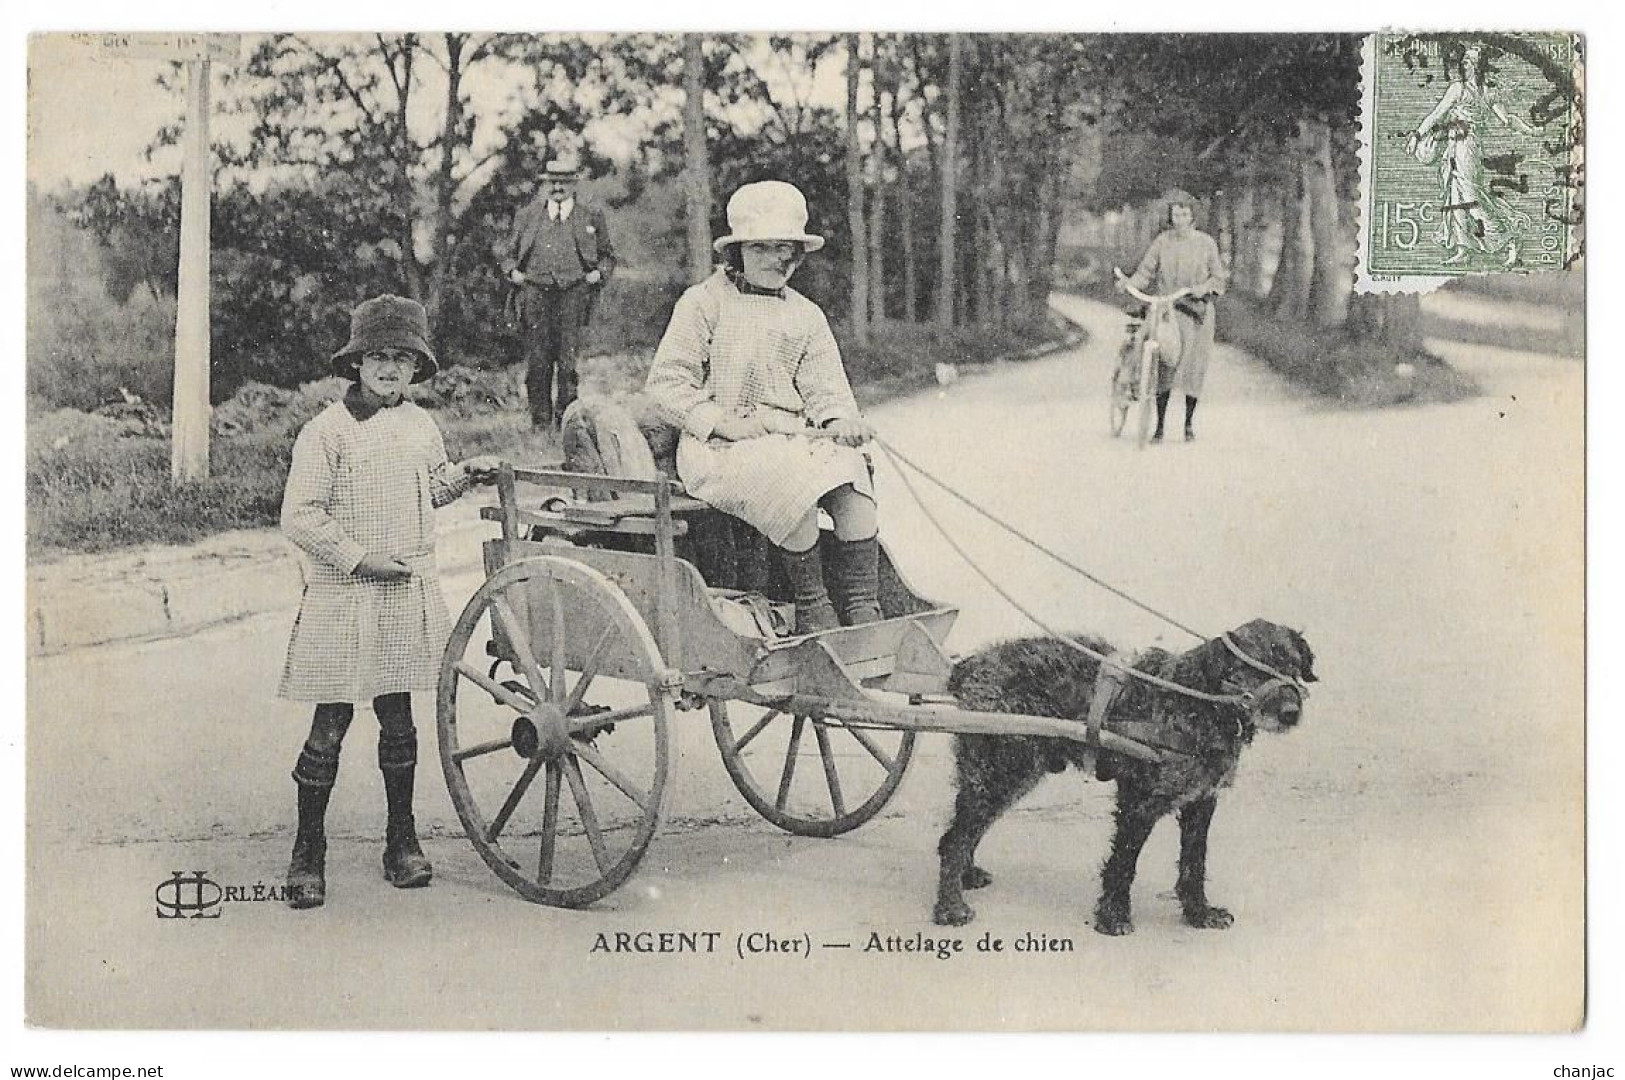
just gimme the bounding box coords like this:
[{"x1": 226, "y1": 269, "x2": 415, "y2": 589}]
[
  {"x1": 643, "y1": 180, "x2": 881, "y2": 636},
  {"x1": 278, "y1": 295, "x2": 500, "y2": 910},
  {"x1": 1118, "y1": 189, "x2": 1226, "y2": 443},
  {"x1": 1405, "y1": 41, "x2": 1537, "y2": 268},
  {"x1": 499, "y1": 155, "x2": 617, "y2": 429}
]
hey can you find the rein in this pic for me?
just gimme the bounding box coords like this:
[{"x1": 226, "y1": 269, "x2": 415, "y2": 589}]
[{"x1": 872, "y1": 434, "x2": 1294, "y2": 714}]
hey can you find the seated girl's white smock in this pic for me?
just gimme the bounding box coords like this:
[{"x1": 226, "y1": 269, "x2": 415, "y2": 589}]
[
  {"x1": 644, "y1": 270, "x2": 872, "y2": 547},
  {"x1": 278, "y1": 400, "x2": 471, "y2": 702}
]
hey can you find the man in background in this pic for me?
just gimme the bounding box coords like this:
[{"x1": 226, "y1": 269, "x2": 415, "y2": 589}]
[{"x1": 499, "y1": 155, "x2": 617, "y2": 429}]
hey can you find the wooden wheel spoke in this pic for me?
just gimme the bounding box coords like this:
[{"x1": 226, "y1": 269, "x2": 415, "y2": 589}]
[
  {"x1": 548, "y1": 579, "x2": 568, "y2": 706},
  {"x1": 453, "y1": 735, "x2": 515, "y2": 763},
  {"x1": 566, "y1": 702, "x2": 654, "y2": 735},
  {"x1": 730, "y1": 710, "x2": 781, "y2": 754},
  {"x1": 841, "y1": 724, "x2": 896, "y2": 771},
  {"x1": 775, "y1": 716, "x2": 807, "y2": 811},
  {"x1": 813, "y1": 721, "x2": 847, "y2": 818},
  {"x1": 572, "y1": 739, "x2": 653, "y2": 813},
  {"x1": 537, "y1": 762, "x2": 562, "y2": 886},
  {"x1": 563, "y1": 623, "x2": 616, "y2": 716},
  {"x1": 454, "y1": 661, "x2": 534, "y2": 714},
  {"x1": 562, "y1": 757, "x2": 613, "y2": 874},
  {"x1": 487, "y1": 755, "x2": 545, "y2": 844},
  {"x1": 491, "y1": 595, "x2": 550, "y2": 702}
]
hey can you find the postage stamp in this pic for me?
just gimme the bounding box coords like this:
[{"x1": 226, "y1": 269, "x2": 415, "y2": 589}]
[{"x1": 1356, "y1": 31, "x2": 1584, "y2": 293}]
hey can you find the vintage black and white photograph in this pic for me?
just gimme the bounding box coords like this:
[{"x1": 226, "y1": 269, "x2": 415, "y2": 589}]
[{"x1": 14, "y1": 9, "x2": 1604, "y2": 1067}]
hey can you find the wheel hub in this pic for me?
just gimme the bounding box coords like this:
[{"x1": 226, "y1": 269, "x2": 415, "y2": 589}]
[{"x1": 512, "y1": 704, "x2": 571, "y2": 761}]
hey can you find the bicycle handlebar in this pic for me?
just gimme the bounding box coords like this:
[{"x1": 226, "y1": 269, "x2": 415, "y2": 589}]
[{"x1": 1113, "y1": 267, "x2": 1195, "y2": 305}]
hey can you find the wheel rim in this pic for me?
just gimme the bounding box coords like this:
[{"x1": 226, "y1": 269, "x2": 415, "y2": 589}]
[
  {"x1": 709, "y1": 701, "x2": 915, "y2": 837},
  {"x1": 438, "y1": 556, "x2": 671, "y2": 907},
  {"x1": 1136, "y1": 345, "x2": 1158, "y2": 447}
]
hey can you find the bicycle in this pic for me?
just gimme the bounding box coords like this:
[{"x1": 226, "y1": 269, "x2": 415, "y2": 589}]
[{"x1": 1109, "y1": 268, "x2": 1192, "y2": 448}]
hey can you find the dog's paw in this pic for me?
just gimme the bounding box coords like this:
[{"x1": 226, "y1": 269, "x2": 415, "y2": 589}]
[
  {"x1": 933, "y1": 899, "x2": 976, "y2": 927},
  {"x1": 1182, "y1": 905, "x2": 1234, "y2": 930},
  {"x1": 962, "y1": 865, "x2": 994, "y2": 890},
  {"x1": 1093, "y1": 903, "x2": 1133, "y2": 936}
]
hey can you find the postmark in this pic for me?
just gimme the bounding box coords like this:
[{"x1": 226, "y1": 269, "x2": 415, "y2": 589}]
[{"x1": 1356, "y1": 31, "x2": 1584, "y2": 293}]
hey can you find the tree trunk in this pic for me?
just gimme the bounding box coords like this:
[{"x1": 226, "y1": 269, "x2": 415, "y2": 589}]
[
  {"x1": 391, "y1": 40, "x2": 423, "y2": 300},
  {"x1": 681, "y1": 34, "x2": 714, "y2": 285},
  {"x1": 1231, "y1": 174, "x2": 1262, "y2": 296},
  {"x1": 845, "y1": 33, "x2": 870, "y2": 345},
  {"x1": 889, "y1": 53, "x2": 918, "y2": 323},
  {"x1": 1306, "y1": 115, "x2": 1351, "y2": 328},
  {"x1": 426, "y1": 34, "x2": 466, "y2": 340},
  {"x1": 1347, "y1": 292, "x2": 1424, "y2": 351},
  {"x1": 867, "y1": 34, "x2": 887, "y2": 325},
  {"x1": 936, "y1": 33, "x2": 961, "y2": 335},
  {"x1": 1029, "y1": 166, "x2": 1064, "y2": 323},
  {"x1": 1270, "y1": 160, "x2": 1314, "y2": 323}
]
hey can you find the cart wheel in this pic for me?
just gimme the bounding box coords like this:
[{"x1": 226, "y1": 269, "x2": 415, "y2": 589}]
[
  {"x1": 709, "y1": 701, "x2": 916, "y2": 837},
  {"x1": 1135, "y1": 341, "x2": 1159, "y2": 448},
  {"x1": 438, "y1": 556, "x2": 671, "y2": 907}
]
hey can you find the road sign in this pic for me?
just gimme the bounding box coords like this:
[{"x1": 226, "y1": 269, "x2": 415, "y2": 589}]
[{"x1": 70, "y1": 32, "x2": 242, "y2": 63}]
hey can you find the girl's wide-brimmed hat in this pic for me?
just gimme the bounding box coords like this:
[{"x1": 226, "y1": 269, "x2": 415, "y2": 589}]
[
  {"x1": 712, "y1": 180, "x2": 825, "y2": 254},
  {"x1": 331, "y1": 294, "x2": 439, "y2": 382}
]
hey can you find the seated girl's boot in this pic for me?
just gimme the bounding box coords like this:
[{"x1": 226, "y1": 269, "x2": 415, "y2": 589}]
[
  {"x1": 827, "y1": 536, "x2": 882, "y2": 626},
  {"x1": 383, "y1": 816, "x2": 433, "y2": 888},
  {"x1": 778, "y1": 543, "x2": 839, "y2": 635},
  {"x1": 285, "y1": 832, "x2": 327, "y2": 909}
]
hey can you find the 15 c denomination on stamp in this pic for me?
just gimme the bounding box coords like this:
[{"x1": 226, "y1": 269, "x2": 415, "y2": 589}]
[{"x1": 1356, "y1": 31, "x2": 1584, "y2": 293}]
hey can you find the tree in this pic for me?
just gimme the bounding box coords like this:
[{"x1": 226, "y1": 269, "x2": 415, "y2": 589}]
[
  {"x1": 936, "y1": 33, "x2": 961, "y2": 335},
  {"x1": 844, "y1": 33, "x2": 870, "y2": 346},
  {"x1": 681, "y1": 34, "x2": 714, "y2": 284}
]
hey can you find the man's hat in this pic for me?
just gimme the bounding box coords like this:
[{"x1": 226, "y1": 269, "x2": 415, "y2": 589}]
[
  {"x1": 544, "y1": 155, "x2": 581, "y2": 181},
  {"x1": 331, "y1": 294, "x2": 439, "y2": 382},
  {"x1": 713, "y1": 180, "x2": 825, "y2": 254}
]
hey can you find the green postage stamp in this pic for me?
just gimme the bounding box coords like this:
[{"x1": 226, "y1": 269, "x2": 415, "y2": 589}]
[{"x1": 1356, "y1": 31, "x2": 1584, "y2": 293}]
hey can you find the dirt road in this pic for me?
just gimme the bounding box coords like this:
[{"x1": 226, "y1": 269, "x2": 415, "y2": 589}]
[{"x1": 25, "y1": 292, "x2": 1584, "y2": 1033}]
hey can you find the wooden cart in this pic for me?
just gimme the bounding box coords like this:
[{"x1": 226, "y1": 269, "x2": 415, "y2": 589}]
[{"x1": 437, "y1": 464, "x2": 1169, "y2": 907}]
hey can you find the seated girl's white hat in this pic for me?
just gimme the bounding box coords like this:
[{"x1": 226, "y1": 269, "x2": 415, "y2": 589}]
[{"x1": 712, "y1": 181, "x2": 825, "y2": 254}]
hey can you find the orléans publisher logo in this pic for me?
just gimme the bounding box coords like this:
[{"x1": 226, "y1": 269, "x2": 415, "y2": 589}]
[{"x1": 154, "y1": 871, "x2": 291, "y2": 918}]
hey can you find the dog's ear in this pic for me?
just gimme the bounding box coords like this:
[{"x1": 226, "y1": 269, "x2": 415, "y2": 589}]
[{"x1": 1288, "y1": 627, "x2": 1318, "y2": 683}]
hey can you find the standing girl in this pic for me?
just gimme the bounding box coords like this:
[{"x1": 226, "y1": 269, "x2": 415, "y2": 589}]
[{"x1": 279, "y1": 294, "x2": 498, "y2": 909}]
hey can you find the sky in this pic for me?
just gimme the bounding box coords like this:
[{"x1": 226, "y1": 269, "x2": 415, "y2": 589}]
[
  {"x1": 27, "y1": 35, "x2": 187, "y2": 187},
  {"x1": 24, "y1": 31, "x2": 849, "y2": 192}
]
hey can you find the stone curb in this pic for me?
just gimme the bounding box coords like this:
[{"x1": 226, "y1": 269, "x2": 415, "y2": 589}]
[
  {"x1": 28, "y1": 305, "x2": 1091, "y2": 657},
  {"x1": 27, "y1": 501, "x2": 498, "y2": 657}
]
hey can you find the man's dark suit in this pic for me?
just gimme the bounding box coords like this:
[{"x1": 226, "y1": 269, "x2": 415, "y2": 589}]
[{"x1": 499, "y1": 194, "x2": 616, "y2": 427}]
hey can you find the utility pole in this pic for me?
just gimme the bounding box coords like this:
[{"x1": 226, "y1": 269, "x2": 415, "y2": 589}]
[{"x1": 73, "y1": 33, "x2": 240, "y2": 482}]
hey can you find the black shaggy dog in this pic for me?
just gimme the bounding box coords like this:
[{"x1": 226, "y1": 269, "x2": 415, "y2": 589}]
[{"x1": 934, "y1": 619, "x2": 1316, "y2": 935}]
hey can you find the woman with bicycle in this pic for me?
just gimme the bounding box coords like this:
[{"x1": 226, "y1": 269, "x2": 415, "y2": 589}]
[{"x1": 1119, "y1": 190, "x2": 1227, "y2": 442}]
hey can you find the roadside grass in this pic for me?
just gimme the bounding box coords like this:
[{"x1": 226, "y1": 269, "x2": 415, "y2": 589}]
[
  {"x1": 27, "y1": 318, "x2": 1070, "y2": 560},
  {"x1": 1216, "y1": 293, "x2": 1479, "y2": 407},
  {"x1": 1421, "y1": 269, "x2": 1585, "y2": 359}
]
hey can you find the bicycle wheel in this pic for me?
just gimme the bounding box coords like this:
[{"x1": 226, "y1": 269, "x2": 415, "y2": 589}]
[
  {"x1": 1109, "y1": 364, "x2": 1132, "y2": 437},
  {"x1": 1135, "y1": 342, "x2": 1159, "y2": 448}
]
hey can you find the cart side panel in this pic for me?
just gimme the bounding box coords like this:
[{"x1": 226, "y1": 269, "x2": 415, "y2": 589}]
[{"x1": 483, "y1": 539, "x2": 761, "y2": 682}]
